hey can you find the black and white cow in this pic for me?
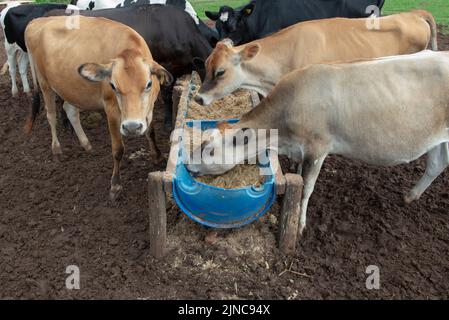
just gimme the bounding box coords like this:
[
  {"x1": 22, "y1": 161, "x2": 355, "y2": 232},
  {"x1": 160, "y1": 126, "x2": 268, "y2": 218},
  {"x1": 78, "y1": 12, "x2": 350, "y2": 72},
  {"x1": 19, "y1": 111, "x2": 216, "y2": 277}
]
[
  {"x1": 1, "y1": 2, "x2": 27, "y2": 96},
  {"x1": 206, "y1": 0, "x2": 386, "y2": 44},
  {"x1": 0, "y1": 2, "x2": 78, "y2": 96},
  {"x1": 70, "y1": 0, "x2": 218, "y2": 45}
]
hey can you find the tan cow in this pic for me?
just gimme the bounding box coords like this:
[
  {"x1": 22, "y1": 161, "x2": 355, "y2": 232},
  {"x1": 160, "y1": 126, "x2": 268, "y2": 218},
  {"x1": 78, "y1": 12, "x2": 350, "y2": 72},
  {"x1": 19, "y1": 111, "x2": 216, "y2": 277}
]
[
  {"x1": 188, "y1": 50, "x2": 449, "y2": 236},
  {"x1": 25, "y1": 16, "x2": 173, "y2": 200},
  {"x1": 194, "y1": 10, "x2": 438, "y2": 105}
]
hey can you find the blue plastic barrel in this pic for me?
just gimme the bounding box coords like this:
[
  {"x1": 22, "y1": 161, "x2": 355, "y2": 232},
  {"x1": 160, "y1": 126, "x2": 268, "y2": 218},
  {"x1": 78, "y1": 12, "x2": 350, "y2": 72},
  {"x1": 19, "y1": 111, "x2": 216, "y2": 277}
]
[{"x1": 172, "y1": 120, "x2": 276, "y2": 229}]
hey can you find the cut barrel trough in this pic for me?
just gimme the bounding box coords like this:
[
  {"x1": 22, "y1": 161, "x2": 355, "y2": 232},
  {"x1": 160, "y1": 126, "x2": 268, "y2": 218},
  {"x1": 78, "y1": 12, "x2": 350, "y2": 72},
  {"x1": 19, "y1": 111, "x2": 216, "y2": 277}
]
[{"x1": 148, "y1": 73, "x2": 303, "y2": 258}]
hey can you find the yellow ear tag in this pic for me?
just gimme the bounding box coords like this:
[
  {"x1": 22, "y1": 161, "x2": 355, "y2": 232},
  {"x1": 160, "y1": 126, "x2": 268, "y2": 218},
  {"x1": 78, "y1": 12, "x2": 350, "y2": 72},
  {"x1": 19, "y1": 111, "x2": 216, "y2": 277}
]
[{"x1": 245, "y1": 8, "x2": 252, "y2": 14}]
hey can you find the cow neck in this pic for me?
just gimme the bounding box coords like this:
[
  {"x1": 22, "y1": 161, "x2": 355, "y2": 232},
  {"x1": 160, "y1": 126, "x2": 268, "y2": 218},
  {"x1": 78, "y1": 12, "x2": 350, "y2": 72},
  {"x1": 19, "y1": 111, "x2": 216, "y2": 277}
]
[{"x1": 240, "y1": 57, "x2": 279, "y2": 97}]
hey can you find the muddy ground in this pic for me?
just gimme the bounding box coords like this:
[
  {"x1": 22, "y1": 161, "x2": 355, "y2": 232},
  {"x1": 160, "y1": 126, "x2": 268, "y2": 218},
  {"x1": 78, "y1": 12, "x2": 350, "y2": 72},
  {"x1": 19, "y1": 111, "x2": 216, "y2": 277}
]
[{"x1": 0, "y1": 29, "x2": 448, "y2": 300}]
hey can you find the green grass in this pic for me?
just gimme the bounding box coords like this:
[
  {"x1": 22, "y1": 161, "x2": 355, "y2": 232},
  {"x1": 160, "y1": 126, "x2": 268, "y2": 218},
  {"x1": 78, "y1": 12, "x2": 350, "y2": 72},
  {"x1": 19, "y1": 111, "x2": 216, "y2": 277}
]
[
  {"x1": 383, "y1": 0, "x2": 449, "y2": 26},
  {"x1": 190, "y1": 0, "x2": 247, "y2": 18}
]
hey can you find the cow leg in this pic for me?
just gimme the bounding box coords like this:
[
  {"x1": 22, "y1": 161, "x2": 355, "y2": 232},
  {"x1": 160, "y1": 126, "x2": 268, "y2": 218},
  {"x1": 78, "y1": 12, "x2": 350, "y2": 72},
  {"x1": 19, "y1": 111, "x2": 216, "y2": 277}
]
[
  {"x1": 105, "y1": 104, "x2": 124, "y2": 201},
  {"x1": 146, "y1": 122, "x2": 164, "y2": 165},
  {"x1": 17, "y1": 51, "x2": 30, "y2": 95},
  {"x1": 405, "y1": 142, "x2": 449, "y2": 204},
  {"x1": 41, "y1": 88, "x2": 62, "y2": 156},
  {"x1": 62, "y1": 102, "x2": 92, "y2": 152},
  {"x1": 6, "y1": 43, "x2": 18, "y2": 97},
  {"x1": 298, "y1": 154, "x2": 327, "y2": 236}
]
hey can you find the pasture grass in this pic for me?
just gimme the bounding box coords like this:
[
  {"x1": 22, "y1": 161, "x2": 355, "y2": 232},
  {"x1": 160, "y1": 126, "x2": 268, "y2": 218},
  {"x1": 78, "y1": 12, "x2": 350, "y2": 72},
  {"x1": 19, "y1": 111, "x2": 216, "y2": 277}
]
[
  {"x1": 190, "y1": 0, "x2": 247, "y2": 17},
  {"x1": 383, "y1": 0, "x2": 449, "y2": 27}
]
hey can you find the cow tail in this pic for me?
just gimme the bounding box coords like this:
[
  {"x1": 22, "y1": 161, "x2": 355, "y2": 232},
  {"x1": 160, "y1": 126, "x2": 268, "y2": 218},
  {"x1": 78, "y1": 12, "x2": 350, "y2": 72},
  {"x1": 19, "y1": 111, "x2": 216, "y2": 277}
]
[
  {"x1": 415, "y1": 10, "x2": 438, "y2": 51},
  {"x1": 25, "y1": 53, "x2": 40, "y2": 134}
]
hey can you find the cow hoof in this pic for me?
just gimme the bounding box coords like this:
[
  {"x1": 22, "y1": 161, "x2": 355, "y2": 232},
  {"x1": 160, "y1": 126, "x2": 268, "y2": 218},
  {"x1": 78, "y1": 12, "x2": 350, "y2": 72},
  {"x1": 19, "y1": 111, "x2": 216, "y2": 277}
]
[
  {"x1": 52, "y1": 145, "x2": 63, "y2": 158},
  {"x1": 404, "y1": 193, "x2": 418, "y2": 205},
  {"x1": 52, "y1": 153, "x2": 63, "y2": 162},
  {"x1": 83, "y1": 142, "x2": 93, "y2": 152},
  {"x1": 298, "y1": 224, "x2": 306, "y2": 238},
  {"x1": 109, "y1": 185, "x2": 123, "y2": 202},
  {"x1": 12, "y1": 90, "x2": 18, "y2": 98}
]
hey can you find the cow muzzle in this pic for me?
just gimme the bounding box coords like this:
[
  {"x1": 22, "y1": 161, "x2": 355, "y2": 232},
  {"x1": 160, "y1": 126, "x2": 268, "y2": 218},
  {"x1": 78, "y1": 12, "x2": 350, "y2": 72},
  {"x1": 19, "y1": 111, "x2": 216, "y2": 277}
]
[
  {"x1": 194, "y1": 93, "x2": 215, "y2": 106},
  {"x1": 194, "y1": 95, "x2": 205, "y2": 106},
  {"x1": 121, "y1": 120, "x2": 146, "y2": 136}
]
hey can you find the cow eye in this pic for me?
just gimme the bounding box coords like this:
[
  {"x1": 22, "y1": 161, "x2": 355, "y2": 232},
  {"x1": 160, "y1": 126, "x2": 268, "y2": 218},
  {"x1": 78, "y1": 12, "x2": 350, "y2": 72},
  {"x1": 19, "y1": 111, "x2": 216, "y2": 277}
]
[
  {"x1": 215, "y1": 69, "x2": 226, "y2": 78},
  {"x1": 145, "y1": 81, "x2": 152, "y2": 91},
  {"x1": 110, "y1": 82, "x2": 117, "y2": 92}
]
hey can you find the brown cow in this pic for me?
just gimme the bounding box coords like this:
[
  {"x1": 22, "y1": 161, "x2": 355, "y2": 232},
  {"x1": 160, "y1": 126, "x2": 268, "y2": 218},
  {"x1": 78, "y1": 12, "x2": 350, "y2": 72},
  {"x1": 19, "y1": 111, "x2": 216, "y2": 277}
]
[
  {"x1": 25, "y1": 16, "x2": 173, "y2": 200},
  {"x1": 194, "y1": 10, "x2": 438, "y2": 105}
]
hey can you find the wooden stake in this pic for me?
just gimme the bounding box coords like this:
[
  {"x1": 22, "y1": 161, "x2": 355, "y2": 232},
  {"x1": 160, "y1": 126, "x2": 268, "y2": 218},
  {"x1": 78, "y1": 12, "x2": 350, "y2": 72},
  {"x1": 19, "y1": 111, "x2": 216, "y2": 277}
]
[
  {"x1": 148, "y1": 171, "x2": 167, "y2": 259},
  {"x1": 278, "y1": 174, "x2": 303, "y2": 254}
]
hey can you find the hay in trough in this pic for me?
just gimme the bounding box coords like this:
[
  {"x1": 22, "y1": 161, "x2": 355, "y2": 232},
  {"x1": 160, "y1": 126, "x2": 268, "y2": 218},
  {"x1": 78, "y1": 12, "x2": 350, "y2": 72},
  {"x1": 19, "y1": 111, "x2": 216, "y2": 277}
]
[
  {"x1": 183, "y1": 80, "x2": 265, "y2": 189},
  {"x1": 187, "y1": 73, "x2": 253, "y2": 120},
  {"x1": 195, "y1": 164, "x2": 265, "y2": 189}
]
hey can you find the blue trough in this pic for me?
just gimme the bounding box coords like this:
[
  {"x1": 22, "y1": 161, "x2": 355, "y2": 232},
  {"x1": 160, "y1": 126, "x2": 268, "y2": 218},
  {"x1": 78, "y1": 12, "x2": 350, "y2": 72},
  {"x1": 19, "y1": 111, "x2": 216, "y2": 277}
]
[{"x1": 172, "y1": 120, "x2": 277, "y2": 229}]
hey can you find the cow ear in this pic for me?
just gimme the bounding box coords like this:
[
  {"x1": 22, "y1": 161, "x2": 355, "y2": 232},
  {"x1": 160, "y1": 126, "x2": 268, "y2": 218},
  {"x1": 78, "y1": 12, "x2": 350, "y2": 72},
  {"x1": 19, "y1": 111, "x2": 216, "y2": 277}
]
[
  {"x1": 205, "y1": 11, "x2": 220, "y2": 21},
  {"x1": 151, "y1": 62, "x2": 174, "y2": 87},
  {"x1": 241, "y1": 2, "x2": 255, "y2": 17},
  {"x1": 239, "y1": 43, "x2": 260, "y2": 62},
  {"x1": 78, "y1": 63, "x2": 112, "y2": 82}
]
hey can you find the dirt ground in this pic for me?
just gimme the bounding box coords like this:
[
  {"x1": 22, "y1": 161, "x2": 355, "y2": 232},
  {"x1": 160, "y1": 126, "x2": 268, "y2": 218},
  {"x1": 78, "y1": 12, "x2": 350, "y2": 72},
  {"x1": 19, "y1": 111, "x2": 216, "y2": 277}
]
[{"x1": 0, "y1": 29, "x2": 448, "y2": 300}]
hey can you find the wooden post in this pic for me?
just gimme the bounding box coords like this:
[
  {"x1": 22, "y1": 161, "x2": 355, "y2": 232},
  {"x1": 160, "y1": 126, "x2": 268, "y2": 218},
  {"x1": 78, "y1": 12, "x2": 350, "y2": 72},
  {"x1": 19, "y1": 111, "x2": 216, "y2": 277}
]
[
  {"x1": 278, "y1": 174, "x2": 303, "y2": 254},
  {"x1": 148, "y1": 171, "x2": 167, "y2": 259}
]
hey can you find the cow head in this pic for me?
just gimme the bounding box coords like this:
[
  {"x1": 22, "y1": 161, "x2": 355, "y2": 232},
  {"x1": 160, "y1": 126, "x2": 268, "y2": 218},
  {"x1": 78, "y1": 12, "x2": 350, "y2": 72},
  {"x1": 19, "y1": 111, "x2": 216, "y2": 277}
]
[
  {"x1": 187, "y1": 122, "x2": 257, "y2": 176},
  {"x1": 205, "y1": 1, "x2": 256, "y2": 44},
  {"x1": 78, "y1": 49, "x2": 173, "y2": 137},
  {"x1": 187, "y1": 120, "x2": 275, "y2": 177},
  {"x1": 194, "y1": 39, "x2": 260, "y2": 106}
]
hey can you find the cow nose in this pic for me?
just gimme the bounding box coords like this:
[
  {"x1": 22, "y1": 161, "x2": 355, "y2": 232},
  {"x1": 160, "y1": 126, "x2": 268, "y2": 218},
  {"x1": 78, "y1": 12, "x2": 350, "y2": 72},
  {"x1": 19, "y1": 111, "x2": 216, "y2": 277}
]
[
  {"x1": 121, "y1": 121, "x2": 144, "y2": 136},
  {"x1": 194, "y1": 95, "x2": 205, "y2": 106}
]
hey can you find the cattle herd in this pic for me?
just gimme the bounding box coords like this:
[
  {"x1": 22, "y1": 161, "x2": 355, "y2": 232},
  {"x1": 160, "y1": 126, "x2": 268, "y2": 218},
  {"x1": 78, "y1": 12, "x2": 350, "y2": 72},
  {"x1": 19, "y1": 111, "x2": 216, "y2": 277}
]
[{"x1": 0, "y1": 0, "x2": 447, "y2": 238}]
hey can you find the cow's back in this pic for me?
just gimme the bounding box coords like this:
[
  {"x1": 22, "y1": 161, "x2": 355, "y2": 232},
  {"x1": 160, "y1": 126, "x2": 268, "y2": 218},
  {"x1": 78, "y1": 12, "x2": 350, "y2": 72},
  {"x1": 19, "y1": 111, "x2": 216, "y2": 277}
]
[
  {"x1": 25, "y1": 16, "x2": 151, "y2": 110},
  {"x1": 278, "y1": 51, "x2": 449, "y2": 163},
  {"x1": 48, "y1": 5, "x2": 212, "y2": 77},
  {"x1": 263, "y1": 12, "x2": 432, "y2": 71},
  {"x1": 228, "y1": 0, "x2": 385, "y2": 43}
]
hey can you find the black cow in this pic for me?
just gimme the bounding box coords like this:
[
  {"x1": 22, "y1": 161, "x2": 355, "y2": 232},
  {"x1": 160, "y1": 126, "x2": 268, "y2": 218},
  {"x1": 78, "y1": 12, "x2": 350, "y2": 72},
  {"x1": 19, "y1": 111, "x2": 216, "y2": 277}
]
[
  {"x1": 206, "y1": 0, "x2": 386, "y2": 44},
  {"x1": 4, "y1": 3, "x2": 71, "y2": 52},
  {"x1": 48, "y1": 4, "x2": 212, "y2": 128},
  {"x1": 70, "y1": 0, "x2": 218, "y2": 46}
]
